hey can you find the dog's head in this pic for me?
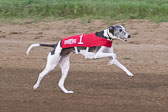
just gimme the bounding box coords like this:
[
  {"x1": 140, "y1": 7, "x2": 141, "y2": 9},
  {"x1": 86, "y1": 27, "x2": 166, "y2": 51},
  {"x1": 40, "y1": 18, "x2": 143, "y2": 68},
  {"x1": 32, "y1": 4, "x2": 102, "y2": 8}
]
[{"x1": 107, "y1": 25, "x2": 131, "y2": 42}]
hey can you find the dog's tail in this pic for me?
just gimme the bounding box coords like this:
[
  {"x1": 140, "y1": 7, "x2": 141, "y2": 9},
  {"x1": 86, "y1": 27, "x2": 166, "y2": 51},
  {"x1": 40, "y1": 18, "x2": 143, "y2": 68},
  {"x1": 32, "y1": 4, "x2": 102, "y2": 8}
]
[{"x1": 26, "y1": 43, "x2": 56, "y2": 55}]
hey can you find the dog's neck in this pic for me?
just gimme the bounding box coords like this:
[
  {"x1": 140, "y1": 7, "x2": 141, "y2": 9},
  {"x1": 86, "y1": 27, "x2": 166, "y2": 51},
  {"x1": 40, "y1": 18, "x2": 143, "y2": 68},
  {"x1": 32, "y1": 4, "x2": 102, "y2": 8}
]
[
  {"x1": 104, "y1": 29, "x2": 117, "y2": 40},
  {"x1": 96, "y1": 29, "x2": 115, "y2": 41}
]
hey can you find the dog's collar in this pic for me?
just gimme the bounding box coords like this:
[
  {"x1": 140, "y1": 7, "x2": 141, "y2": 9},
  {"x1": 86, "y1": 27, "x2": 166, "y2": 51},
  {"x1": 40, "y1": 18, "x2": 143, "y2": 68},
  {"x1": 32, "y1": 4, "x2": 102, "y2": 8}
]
[
  {"x1": 95, "y1": 31, "x2": 110, "y2": 40},
  {"x1": 95, "y1": 30, "x2": 114, "y2": 41},
  {"x1": 107, "y1": 31, "x2": 112, "y2": 41},
  {"x1": 103, "y1": 29, "x2": 114, "y2": 41}
]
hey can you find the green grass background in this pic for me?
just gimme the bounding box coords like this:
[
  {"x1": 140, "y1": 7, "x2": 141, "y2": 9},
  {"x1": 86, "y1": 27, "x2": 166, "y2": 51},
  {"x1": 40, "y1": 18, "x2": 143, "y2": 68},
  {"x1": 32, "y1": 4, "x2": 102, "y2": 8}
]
[{"x1": 0, "y1": 0, "x2": 168, "y2": 22}]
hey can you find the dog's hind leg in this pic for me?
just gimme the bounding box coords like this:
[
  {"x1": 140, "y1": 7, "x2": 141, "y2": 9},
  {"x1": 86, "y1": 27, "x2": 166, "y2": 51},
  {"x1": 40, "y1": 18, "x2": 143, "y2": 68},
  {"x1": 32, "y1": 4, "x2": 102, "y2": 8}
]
[
  {"x1": 58, "y1": 54, "x2": 74, "y2": 93},
  {"x1": 33, "y1": 41, "x2": 62, "y2": 90},
  {"x1": 33, "y1": 61, "x2": 57, "y2": 90}
]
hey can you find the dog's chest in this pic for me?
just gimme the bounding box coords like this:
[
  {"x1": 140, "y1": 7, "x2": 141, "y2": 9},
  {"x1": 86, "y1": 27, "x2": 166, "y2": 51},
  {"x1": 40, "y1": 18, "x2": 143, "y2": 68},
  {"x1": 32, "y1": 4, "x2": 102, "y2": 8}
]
[{"x1": 61, "y1": 33, "x2": 112, "y2": 48}]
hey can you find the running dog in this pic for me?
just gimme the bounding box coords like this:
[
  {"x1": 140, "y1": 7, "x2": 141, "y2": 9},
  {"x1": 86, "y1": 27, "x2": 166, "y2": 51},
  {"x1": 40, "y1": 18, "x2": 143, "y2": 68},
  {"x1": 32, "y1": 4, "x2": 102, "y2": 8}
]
[{"x1": 26, "y1": 25, "x2": 134, "y2": 94}]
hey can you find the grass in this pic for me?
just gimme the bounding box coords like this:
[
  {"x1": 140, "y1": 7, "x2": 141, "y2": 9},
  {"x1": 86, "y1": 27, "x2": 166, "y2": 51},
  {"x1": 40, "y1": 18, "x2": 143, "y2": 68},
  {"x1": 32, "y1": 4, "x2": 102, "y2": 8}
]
[{"x1": 0, "y1": 0, "x2": 168, "y2": 22}]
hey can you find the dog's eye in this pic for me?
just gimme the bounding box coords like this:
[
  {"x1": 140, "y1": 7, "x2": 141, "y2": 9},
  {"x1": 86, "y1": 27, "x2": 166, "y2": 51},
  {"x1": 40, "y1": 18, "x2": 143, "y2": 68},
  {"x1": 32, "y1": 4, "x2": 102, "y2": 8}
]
[{"x1": 119, "y1": 29, "x2": 122, "y2": 32}]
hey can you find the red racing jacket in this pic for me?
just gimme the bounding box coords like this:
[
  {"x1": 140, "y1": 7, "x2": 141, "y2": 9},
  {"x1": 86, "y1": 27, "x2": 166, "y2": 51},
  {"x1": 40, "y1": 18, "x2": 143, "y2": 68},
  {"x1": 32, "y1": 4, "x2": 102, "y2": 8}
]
[{"x1": 61, "y1": 33, "x2": 112, "y2": 48}]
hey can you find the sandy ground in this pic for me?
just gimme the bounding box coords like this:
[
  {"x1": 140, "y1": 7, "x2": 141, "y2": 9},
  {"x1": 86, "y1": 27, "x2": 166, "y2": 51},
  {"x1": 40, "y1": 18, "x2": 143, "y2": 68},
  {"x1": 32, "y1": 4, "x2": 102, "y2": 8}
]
[{"x1": 0, "y1": 19, "x2": 168, "y2": 112}]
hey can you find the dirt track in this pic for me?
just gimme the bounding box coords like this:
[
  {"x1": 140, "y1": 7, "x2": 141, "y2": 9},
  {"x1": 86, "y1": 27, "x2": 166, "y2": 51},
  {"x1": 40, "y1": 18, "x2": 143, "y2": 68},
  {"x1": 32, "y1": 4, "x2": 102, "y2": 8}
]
[{"x1": 0, "y1": 19, "x2": 168, "y2": 112}]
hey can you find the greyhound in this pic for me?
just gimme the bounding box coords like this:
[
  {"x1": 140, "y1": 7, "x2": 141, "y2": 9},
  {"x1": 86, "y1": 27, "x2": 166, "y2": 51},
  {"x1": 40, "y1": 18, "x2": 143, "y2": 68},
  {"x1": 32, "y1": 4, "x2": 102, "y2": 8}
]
[{"x1": 26, "y1": 25, "x2": 134, "y2": 94}]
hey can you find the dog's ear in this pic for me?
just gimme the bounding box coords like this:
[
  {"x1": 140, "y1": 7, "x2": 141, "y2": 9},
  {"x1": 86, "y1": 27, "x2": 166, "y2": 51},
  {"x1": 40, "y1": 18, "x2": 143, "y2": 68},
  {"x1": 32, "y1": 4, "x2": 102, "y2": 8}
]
[{"x1": 109, "y1": 26, "x2": 114, "y2": 35}]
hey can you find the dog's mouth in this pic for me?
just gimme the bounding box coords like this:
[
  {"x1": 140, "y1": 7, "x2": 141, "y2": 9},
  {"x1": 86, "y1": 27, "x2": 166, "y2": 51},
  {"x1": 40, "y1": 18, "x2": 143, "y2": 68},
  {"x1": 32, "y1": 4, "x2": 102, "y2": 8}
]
[{"x1": 120, "y1": 37, "x2": 127, "y2": 42}]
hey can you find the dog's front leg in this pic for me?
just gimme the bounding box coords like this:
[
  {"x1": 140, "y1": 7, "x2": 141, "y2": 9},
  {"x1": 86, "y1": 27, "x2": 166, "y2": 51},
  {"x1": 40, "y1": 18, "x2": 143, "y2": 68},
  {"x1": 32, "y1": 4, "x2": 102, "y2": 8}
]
[
  {"x1": 112, "y1": 59, "x2": 134, "y2": 76},
  {"x1": 108, "y1": 46, "x2": 116, "y2": 65},
  {"x1": 108, "y1": 57, "x2": 134, "y2": 77},
  {"x1": 94, "y1": 46, "x2": 116, "y2": 59},
  {"x1": 94, "y1": 52, "x2": 116, "y2": 60},
  {"x1": 79, "y1": 50, "x2": 96, "y2": 59},
  {"x1": 108, "y1": 46, "x2": 133, "y2": 76}
]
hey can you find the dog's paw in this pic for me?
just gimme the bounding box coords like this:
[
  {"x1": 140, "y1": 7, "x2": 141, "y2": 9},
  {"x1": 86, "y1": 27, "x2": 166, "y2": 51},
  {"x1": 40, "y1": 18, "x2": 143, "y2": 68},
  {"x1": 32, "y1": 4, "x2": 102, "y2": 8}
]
[
  {"x1": 65, "y1": 91, "x2": 74, "y2": 94},
  {"x1": 127, "y1": 72, "x2": 134, "y2": 77},
  {"x1": 33, "y1": 84, "x2": 39, "y2": 90}
]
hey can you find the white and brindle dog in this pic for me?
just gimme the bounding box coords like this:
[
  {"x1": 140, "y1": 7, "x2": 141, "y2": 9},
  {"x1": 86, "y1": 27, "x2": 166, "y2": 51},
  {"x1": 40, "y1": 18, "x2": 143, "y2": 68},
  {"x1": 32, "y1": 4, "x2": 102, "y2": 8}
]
[{"x1": 26, "y1": 25, "x2": 134, "y2": 94}]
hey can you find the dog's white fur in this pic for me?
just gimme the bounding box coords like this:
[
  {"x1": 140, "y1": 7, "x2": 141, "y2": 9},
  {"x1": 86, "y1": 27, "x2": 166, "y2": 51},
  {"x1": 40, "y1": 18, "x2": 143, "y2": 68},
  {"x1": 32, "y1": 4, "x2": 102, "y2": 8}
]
[{"x1": 26, "y1": 25, "x2": 134, "y2": 94}]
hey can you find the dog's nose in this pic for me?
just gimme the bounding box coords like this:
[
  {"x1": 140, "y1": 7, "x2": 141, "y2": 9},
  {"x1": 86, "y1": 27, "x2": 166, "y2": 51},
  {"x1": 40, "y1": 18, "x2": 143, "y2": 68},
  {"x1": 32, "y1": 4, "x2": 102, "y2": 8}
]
[{"x1": 128, "y1": 35, "x2": 131, "y2": 38}]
